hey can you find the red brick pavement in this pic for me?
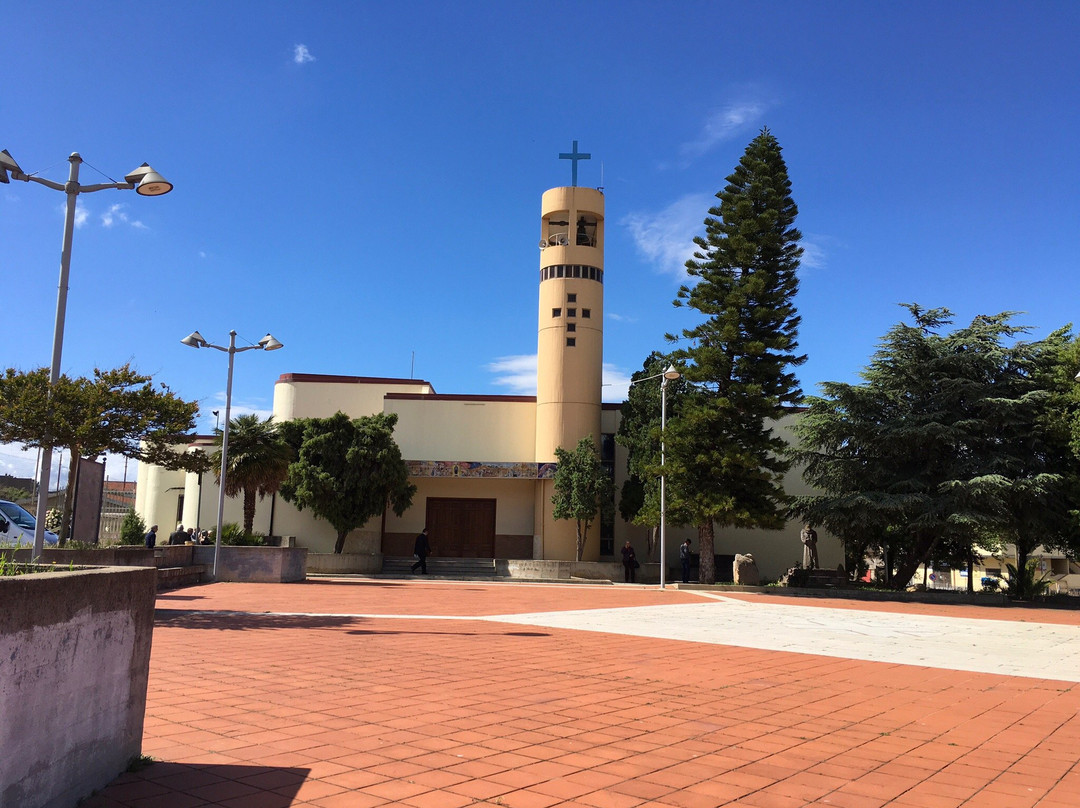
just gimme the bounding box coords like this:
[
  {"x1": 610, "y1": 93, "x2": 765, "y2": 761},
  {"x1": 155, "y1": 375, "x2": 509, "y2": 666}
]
[{"x1": 82, "y1": 580, "x2": 1080, "y2": 807}]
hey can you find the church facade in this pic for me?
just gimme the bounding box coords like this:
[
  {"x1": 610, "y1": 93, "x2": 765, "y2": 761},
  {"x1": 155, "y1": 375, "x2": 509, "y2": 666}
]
[{"x1": 136, "y1": 171, "x2": 835, "y2": 578}]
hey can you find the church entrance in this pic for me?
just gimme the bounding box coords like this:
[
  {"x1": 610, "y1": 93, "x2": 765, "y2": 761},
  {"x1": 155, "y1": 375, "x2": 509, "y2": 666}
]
[{"x1": 426, "y1": 497, "x2": 496, "y2": 558}]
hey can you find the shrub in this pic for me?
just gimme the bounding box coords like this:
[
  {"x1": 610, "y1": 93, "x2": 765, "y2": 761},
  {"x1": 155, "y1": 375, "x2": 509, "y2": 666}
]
[
  {"x1": 209, "y1": 523, "x2": 265, "y2": 546},
  {"x1": 119, "y1": 509, "x2": 147, "y2": 545}
]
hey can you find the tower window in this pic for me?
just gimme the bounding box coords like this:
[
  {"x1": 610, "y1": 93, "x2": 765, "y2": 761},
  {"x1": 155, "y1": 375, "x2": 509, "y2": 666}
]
[
  {"x1": 566, "y1": 337, "x2": 576, "y2": 347},
  {"x1": 567, "y1": 308, "x2": 576, "y2": 317},
  {"x1": 567, "y1": 323, "x2": 576, "y2": 332},
  {"x1": 582, "y1": 309, "x2": 591, "y2": 318},
  {"x1": 552, "y1": 308, "x2": 561, "y2": 317},
  {"x1": 567, "y1": 293, "x2": 577, "y2": 303}
]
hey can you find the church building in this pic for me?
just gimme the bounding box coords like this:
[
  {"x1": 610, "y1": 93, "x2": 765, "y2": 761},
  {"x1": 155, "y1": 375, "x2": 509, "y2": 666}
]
[{"x1": 136, "y1": 148, "x2": 832, "y2": 578}]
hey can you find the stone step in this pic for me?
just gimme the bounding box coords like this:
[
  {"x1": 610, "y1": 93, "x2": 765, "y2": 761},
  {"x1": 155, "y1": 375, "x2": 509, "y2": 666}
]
[
  {"x1": 157, "y1": 565, "x2": 207, "y2": 590},
  {"x1": 380, "y1": 556, "x2": 499, "y2": 578}
]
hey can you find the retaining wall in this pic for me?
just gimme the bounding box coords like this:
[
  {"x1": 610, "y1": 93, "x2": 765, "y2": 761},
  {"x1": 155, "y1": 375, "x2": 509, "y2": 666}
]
[{"x1": 0, "y1": 565, "x2": 156, "y2": 808}]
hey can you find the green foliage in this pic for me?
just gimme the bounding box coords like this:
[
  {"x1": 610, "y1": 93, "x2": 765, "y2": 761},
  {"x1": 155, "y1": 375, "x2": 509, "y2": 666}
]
[
  {"x1": 1005, "y1": 558, "x2": 1054, "y2": 601},
  {"x1": 279, "y1": 412, "x2": 415, "y2": 553},
  {"x1": 664, "y1": 129, "x2": 806, "y2": 583},
  {"x1": 792, "y1": 308, "x2": 1080, "y2": 590},
  {"x1": 211, "y1": 414, "x2": 293, "y2": 535},
  {"x1": 0, "y1": 364, "x2": 204, "y2": 542},
  {"x1": 552, "y1": 437, "x2": 615, "y2": 561},
  {"x1": 224, "y1": 531, "x2": 265, "y2": 547},
  {"x1": 119, "y1": 508, "x2": 146, "y2": 545},
  {"x1": 0, "y1": 485, "x2": 32, "y2": 504}
]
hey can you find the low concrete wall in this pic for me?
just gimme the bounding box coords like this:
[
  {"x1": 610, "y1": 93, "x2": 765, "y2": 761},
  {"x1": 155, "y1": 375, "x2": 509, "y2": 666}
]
[
  {"x1": 502, "y1": 560, "x2": 664, "y2": 583},
  {"x1": 307, "y1": 553, "x2": 382, "y2": 574},
  {"x1": 0, "y1": 565, "x2": 157, "y2": 808},
  {"x1": 5, "y1": 546, "x2": 156, "y2": 567},
  {"x1": 193, "y1": 545, "x2": 307, "y2": 582},
  {"x1": 156, "y1": 544, "x2": 196, "y2": 568}
]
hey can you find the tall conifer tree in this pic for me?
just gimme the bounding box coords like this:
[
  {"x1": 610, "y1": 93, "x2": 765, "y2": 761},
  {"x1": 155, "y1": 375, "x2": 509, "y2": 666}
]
[{"x1": 666, "y1": 128, "x2": 806, "y2": 583}]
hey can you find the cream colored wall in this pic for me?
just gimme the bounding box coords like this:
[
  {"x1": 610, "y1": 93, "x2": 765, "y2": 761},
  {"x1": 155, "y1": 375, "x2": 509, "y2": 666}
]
[
  {"x1": 273, "y1": 377, "x2": 433, "y2": 421},
  {"x1": 135, "y1": 462, "x2": 185, "y2": 533},
  {"x1": 535, "y1": 185, "x2": 604, "y2": 464},
  {"x1": 386, "y1": 398, "x2": 536, "y2": 462},
  {"x1": 386, "y1": 477, "x2": 536, "y2": 536}
]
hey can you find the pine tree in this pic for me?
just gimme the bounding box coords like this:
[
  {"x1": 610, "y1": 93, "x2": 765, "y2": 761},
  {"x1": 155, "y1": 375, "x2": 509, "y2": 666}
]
[
  {"x1": 666, "y1": 128, "x2": 806, "y2": 583},
  {"x1": 792, "y1": 307, "x2": 1080, "y2": 592}
]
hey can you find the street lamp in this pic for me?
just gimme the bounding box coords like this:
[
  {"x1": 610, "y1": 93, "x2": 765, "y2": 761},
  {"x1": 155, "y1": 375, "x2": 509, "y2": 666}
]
[
  {"x1": 1, "y1": 150, "x2": 173, "y2": 556},
  {"x1": 628, "y1": 363, "x2": 681, "y2": 588},
  {"x1": 182, "y1": 330, "x2": 283, "y2": 578}
]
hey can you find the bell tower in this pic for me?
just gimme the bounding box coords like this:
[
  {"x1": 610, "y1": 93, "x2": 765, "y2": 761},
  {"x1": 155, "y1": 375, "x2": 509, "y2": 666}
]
[{"x1": 534, "y1": 142, "x2": 605, "y2": 561}]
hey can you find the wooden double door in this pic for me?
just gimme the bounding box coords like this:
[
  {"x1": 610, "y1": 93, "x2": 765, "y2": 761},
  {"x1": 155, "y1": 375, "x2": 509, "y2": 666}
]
[{"x1": 425, "y1": 497, "x2": 496, "y2": 558}]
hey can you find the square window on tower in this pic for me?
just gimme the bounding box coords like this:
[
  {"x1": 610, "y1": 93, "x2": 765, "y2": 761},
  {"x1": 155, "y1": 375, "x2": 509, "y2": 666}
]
[
  {"x1": 567, "y1": 308, "x2": 577, "y2": 317},
  {"x1": 567, "y1": 323, "x2": 576, "y2": 332},
  {"x1": 567, "y1": 293, "x2": 577, "y2": 303},
  {"x1": 566, "y1": 337, "x2": 576, "y2": 347},
  {"x1": 552, "y1": 308, "x2": 561, "y2": 318},
  {"x1": 582, "y1": 309, "x2": 591, "y2": 318}
]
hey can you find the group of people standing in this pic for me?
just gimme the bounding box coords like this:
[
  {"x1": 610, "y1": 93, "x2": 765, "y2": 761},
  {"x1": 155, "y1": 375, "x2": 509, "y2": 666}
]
[
  {"x1": 143, "y1": 523, "x2": 212, "y2": 549},
  {"x1": 621, "y1": 537, "x2": 697, "y2": 584}
]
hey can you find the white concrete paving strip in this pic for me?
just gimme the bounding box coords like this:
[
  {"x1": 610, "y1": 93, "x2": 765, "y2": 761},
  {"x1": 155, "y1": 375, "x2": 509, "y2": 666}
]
[
  {"x1": 481, "y1": 599, "x2": 1080, "y2": 683},
  {"x1": 165, "y1": 599, "x2": 1080, "y2": 683}
]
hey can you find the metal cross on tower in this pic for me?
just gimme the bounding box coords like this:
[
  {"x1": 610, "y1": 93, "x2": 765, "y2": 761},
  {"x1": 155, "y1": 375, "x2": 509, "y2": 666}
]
[{"x1": 559, "y1": 140, "x2": 591, "y2": 187}]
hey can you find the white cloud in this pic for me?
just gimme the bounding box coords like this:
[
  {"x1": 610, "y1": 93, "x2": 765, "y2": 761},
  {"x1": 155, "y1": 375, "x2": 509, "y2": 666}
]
[
  {"x1": 72, "y1": 202, "x2": 89, "y2": 228},
  {"x1": 607, "y1": 312, "x2": 637, "y2": 323},
  {"x1": 101, "y1": 203, "x2": 147, "y2": 230},
  {"x1": 800, "y1": 238, "x2": 827, "y2": 270},
  {"x1": 486, "y1": 355, "x2": 633, "y2": 404},
  {"x1": 679, "y1": 101, "x2": 765, "y2": 162},
  {"x1": 487, "y1": 354, "x2": 536, "y2": 395},
  {"x1": 294, "y1": 44, "x2": 315, "y2": 64},
  {"x1": 622, "y1": 193, "x2": 713, "y2": 278},
  {"x1": 602, "y1": 364, "x2": 632, "y2": 403}
]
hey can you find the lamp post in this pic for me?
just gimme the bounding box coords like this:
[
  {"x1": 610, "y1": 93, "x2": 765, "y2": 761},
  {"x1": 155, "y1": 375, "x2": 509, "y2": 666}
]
[
  {"x1": 628, "y1": 363, "x2": 681, "y2": 588},
  {"x1": 182, "y1": 330, "x2": 283, "y2": 578},
  {"x1": 1, "y1": 149, "x2": 172, "y2": 556}
]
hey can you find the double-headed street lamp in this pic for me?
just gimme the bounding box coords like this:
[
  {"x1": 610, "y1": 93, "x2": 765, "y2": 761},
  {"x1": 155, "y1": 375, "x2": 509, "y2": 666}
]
[
  {"x1": 1, "y1": 150, "x2": 172, "y2": 556},
  {"x1": 628, "y1": 363, "x2": 681, "y2": 588},
  {"x1": 182, "y1": 330, "x2": 283, "y2": 578}
]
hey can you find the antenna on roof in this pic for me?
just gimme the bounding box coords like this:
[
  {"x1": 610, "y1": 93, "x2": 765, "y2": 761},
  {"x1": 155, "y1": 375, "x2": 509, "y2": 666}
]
[
  {"x1": 598, "y1": 161, "x2": 604, "y2": 192},
  {"x1": 410, "y1": 351, "x2": 415, "y2": 379}
]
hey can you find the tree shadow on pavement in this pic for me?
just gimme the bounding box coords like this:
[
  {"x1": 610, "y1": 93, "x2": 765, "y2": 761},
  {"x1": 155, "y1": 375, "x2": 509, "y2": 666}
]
[{"x1": 154, "y1": 609, "x2": 358, "y2": 631}]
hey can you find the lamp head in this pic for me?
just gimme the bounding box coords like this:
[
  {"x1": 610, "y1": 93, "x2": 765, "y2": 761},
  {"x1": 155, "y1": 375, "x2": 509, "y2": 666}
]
[
  {"x1": 181, "y1": 331, "x2": 208, "y2": 348},
  {"x1": 663, "y1": 364, "x2": 681, "y2": 380},
  {"x1": 1075, "y1": 368, "x2": 1080, "y2": 382},
  {"x1": 0, "y1": 149, "x2": 24, "y2": 183},
  {"x1": 125, "y1": 163, "x2": 173, "y2": 196},
  {"x1": 258, "y1": 333, "x2": 284, "y2": 351}
]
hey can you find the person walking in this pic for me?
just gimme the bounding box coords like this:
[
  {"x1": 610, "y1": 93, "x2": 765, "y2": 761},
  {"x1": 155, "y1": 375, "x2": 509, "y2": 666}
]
[
  {"x1": 621, "y1": 541, "x2": 638, "y2": 583},
  {"x1": 168, "y1": 523, "x2": 187, "y2": 545},
  {"x1": 144, "y1": 524, "x2": 158, "y2": 549},
  {"x1": 411, "y1": 528, "x2": 431, "y2": 574},
  {"x1": 680, "y1": 538, "x2": 693, "y2": 583}
]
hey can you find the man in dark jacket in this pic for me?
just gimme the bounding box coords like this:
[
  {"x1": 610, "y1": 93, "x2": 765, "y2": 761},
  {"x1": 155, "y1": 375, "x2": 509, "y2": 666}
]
[
  {"x1": 410, "y1": 528, "x2": 431, "y2": 574},
  {"x1": 144, "y1": 524, "x2": 158, "y2": 549},
  {"x1": 168, "y1": 524, "x2": 188, "y2": 545}
]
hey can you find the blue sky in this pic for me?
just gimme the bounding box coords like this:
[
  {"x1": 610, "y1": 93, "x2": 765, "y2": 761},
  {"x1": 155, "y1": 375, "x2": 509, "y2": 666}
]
[{"x1": 2, "y1": 1, "x2": 1079, "y2": 484}]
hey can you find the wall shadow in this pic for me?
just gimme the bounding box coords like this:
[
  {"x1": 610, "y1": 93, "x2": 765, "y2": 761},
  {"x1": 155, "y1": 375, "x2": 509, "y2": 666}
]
[{"x1": 89, "y1": 761, "x2": 309, "y2": 807}]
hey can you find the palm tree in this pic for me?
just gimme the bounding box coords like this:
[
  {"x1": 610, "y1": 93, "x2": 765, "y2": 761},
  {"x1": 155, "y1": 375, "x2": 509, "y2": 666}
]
[{"x1": 211, "y1": 414, "x2": 293, "y2": 536}]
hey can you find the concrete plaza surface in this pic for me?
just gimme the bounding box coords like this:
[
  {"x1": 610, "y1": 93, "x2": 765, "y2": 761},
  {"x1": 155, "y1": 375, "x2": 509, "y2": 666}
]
[{"x1": 84, "y1": 580, "x2": 1080, "y2": 807}]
